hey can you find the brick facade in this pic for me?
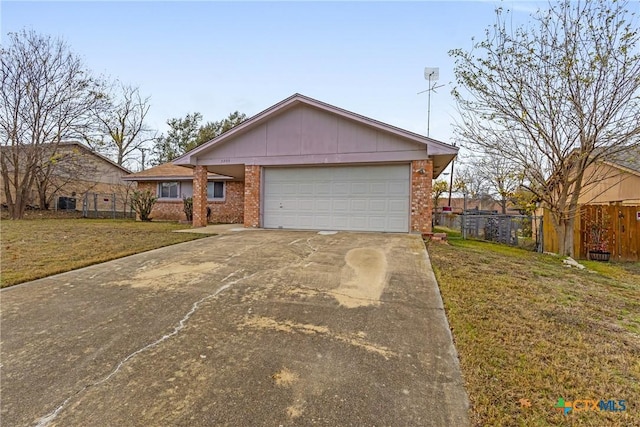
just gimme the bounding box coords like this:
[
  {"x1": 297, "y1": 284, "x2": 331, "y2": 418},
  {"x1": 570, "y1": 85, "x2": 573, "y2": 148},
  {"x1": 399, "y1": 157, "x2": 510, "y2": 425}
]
[
  {"x1": 410, "y1": 159, "x2": 433, "y2": 233},
  {"x1": 137, "y1": 160, "x2": 435, "y2": 233},
  {"x1": 207, "y1": 181, "x2": 244, "y2": 223},
  {"x1": 135, "y1": 181, "x2": 244, "y2": 223},
  {"x1": 192, "y1": 165, "x2": 208, "y2": 227},
  {"x1": 244, "y1": 165, "x2": 261, "y2": 228}
]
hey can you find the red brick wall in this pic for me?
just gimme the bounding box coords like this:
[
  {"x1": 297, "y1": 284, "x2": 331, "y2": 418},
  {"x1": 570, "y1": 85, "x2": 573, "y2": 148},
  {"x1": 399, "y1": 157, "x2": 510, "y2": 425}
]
[
  {"x1": 411, "y1": 159, "x2": 433, "y2": 233},
  {"x1": 135, "y1": 181, "x2": 244, "y2": 223},
  {"x1": 207, "y1": 181, "x2": 244, "y2": 223},
  {"x1": 244, "y1": 165, "x2": 261, "y2": 228},
  {"x1": 192, "y1": 166, "x2": 208, "y2": 227}
]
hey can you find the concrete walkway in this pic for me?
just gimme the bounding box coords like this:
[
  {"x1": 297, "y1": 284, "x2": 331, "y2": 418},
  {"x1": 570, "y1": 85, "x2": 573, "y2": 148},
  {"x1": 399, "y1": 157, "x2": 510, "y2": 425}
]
[{"x1": 1, "y1": 231, "x2": 469, "y2": 426}]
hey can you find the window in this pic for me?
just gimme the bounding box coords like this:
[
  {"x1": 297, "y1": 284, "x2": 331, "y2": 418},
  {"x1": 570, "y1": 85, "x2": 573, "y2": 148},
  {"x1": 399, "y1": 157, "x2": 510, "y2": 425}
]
[
  {"x1": 159, "y1": 182, "x2": 179, "y2": 198},
  {"x1": 207, "y1": 181, "x2": 224, "y2": 200}
]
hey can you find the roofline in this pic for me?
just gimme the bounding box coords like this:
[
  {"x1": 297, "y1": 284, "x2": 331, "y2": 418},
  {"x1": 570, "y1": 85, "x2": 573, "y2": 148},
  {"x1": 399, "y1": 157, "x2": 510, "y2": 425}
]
[
  {"x1": 174, "y1": 93, "x2": 458, "y2": 164},
  {"x1": 600, "y1": 159, "x2": 640, "y2": 177},
  {"x1": 122, "y1": 175, "x2": 234, "y2": 182}
]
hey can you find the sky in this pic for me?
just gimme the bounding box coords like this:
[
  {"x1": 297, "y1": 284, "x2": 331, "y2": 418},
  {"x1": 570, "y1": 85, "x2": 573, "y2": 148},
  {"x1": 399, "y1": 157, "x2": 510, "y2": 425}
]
[{"x1": 1, "y1": 0, "x2": 545, "y2": 165}]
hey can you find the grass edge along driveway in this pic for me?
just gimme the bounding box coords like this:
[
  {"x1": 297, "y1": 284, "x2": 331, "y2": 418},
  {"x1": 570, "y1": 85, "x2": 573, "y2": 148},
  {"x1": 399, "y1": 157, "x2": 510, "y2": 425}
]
[
  {"x1": 428, "y1": 232, "x2": 639, "y2": 427},
  {"x1": 1, "y1": 218, "x2": 208, "y2": 288}
]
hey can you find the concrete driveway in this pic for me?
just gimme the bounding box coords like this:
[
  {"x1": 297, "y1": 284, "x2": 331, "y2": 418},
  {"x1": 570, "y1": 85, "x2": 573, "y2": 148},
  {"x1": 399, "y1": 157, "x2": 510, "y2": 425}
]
[{"x1": 1, "y1": 230, "x2": 469, "y2": 426}]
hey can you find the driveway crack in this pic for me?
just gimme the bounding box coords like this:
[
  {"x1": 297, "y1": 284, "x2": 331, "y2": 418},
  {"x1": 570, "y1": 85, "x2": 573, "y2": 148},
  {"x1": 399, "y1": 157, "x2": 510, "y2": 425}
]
[{"x1": 34, "y1": 270, "x2": 255, "y2": 427}]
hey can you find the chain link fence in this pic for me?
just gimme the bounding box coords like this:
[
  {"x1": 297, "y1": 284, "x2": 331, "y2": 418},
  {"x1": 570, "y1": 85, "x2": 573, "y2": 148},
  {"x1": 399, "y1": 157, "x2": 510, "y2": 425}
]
[
  {"x1": 54, "y1": 192, "x2": 135, "y2": 219},
  {"x1": 435, "y1": 211, "x2": 543, "y2": 252}
]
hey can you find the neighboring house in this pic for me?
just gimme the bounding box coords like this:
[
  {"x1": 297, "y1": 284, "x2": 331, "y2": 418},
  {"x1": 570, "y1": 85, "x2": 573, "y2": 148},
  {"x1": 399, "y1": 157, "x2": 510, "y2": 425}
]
[
  {"x1": 578, "y1": 148, "x2": 640, "y2": 205},
  {"x1": 123, "y1": 163, "x2": 243, "y2": 223},
  {"x1": 172, "y1": 93, "x2": 457, "y2": 233},
  {"x1": 0, "y1": 141, "x2": 132, "y2": 211},
  {"x1": 543, "y1": 146, "x2": 640, "y2": 261}
]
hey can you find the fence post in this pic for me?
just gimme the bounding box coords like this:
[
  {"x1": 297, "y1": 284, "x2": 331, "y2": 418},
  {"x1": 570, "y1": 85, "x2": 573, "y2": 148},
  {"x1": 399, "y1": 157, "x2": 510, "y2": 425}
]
[
  {"x1": 462, "y1": 193, "x2": 467, "y2": 239},
  {"x1": 538, "y1": 215, "x2": 544, "y2": 253},
  {"x1": 112, "y1": 193, "x2": 116, "y2": 219},
  {"x1": 93, "y1": 193, "x2": 98, "y2": 218}
]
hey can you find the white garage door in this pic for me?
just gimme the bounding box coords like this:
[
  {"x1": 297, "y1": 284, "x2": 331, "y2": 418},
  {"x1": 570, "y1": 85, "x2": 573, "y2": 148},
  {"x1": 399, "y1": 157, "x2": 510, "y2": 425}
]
[{"x1": 263, "y1": 165, "x2": 410, "y2": 232}]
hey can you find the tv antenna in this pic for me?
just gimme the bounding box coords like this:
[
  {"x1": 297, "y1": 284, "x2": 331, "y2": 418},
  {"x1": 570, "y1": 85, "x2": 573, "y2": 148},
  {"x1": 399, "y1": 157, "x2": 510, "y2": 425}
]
[{"x1": 418, "y1": 67, "x2": 444, "y2": 137}]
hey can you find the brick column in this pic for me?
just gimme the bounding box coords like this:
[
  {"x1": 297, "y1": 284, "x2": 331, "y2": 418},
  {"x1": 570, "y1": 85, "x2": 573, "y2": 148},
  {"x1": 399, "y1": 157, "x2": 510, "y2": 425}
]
[
  {"x1": 192, "y1": 165, "x2": 208, "y2": 227},
  {"x1": 411, "y1": 159, "x2": 433, "y2": 233},
  {"x1": 244, "y1": 165, "x2": 261, "y2": 228}
]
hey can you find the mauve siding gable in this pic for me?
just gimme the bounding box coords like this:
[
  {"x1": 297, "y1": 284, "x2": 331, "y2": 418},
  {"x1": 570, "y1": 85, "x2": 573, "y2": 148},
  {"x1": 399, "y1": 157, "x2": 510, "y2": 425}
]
[
  {"x1": 265, "y1": 107, "x2": 302, "y2": 156},
  {"x1": 197, "y1": 104, "x2": 427, "y2": 165},
  {"x1": 301, "y1": 107, "x2": 338, "y2": 155}
]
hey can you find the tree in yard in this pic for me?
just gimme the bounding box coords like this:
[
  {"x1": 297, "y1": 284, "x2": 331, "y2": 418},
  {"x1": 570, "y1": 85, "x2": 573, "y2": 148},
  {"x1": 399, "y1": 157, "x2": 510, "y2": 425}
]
[
  {"x1": 196, "y1": 110, "x2": 247, "y2": 144},
  {"x1": 453, "y1": 166, "x2": 491, "y2": 210},
  {"x1": 432, "y1": 179, "x2": 449, "y2": 210},
  {"x1": 152, "y1": 111, "x2": 247, "y2": 165},
  {"x1": 450, "y1": 0, "x2": 640, "y2": 256},
  {"x1": 0, "y1": 30, "x2": 105, "y2": 219},
  {"x1": 152, "y1": 112, "x2": 202, "y2": 164},
  {"x1": 88, "y1": 82, "x2": 155, "y2": 169},
  {"x1": 471, "y1": 154, "x2": 521, "y2": 214}
]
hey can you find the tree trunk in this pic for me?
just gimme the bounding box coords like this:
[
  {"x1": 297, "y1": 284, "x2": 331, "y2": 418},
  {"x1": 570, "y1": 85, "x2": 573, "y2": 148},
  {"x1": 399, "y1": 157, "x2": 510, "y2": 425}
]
[
  {"x1": 38, "y1": 187, "x2": 49, "y2": 210},
  {"x1": 551, "y1": 210, "x2": 576, "y2": 258},
  {"x1": 9, "y1": 192, "x2": 27, "y2": 219},
  {"x1": 500, "y1": 198, "x2": 507, "y2": 214}
]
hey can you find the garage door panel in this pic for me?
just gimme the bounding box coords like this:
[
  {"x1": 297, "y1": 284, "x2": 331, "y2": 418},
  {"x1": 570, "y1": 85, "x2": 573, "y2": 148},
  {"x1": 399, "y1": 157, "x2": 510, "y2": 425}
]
[
  {"x1": 388, "y1": 200, "x2": 409, "y2": 212},
  {"x1": 350, "y1": 182, "x2": 369, "y2": 194},
  {"x1": 369, "y1": 200, "x2": 387, "y2": 212},
  {"x1": 332, "y1": 199, "x2": 349, "y2": 212},
  {"x1": 264, "y1": 165, "x2": 410, "y2": 232},
  {"x1": 388, "y1": 181, "x2": 410, "y2": 195},
  {"x1": 350, "y1": 199, "x2": 368, "y2": 212},
  {"x1": 368, "y1": 217, "x2": 387, "y2": 229},
  {"x1": 332, "y1": 183, "x2": 349, "y2": 195}
]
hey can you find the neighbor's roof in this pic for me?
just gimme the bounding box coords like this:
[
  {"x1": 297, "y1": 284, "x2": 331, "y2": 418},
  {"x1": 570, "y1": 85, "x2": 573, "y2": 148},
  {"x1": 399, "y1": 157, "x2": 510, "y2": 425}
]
[
  {"x1": 1, "y1": 140, "x2": 132, "y2": 174},
  {"x1": 123, "y1": 162, "x2": 232, "y2": 181},
  {"x1": 603, "y1": 146, "x2": 640, "y2": 175}
]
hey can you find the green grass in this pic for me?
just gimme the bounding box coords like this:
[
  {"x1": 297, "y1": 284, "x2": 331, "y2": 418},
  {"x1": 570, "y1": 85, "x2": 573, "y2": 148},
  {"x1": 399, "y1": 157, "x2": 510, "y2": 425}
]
[
  {"x1": 0, "y1": 218, "x2": 209, "y2": 287},
  {"x1": 428, "y1": 238, "x2": 640, "y2": 426}
]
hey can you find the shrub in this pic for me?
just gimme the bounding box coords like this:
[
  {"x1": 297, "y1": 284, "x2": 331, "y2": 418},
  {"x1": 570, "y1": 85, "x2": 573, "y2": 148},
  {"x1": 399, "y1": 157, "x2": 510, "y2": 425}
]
[
  {"x1": 130, "y1": 190, "x2": 157, "y2": 221},
  {"x1": 183, "y1": 196, "x2": 193, "y2": 222}
]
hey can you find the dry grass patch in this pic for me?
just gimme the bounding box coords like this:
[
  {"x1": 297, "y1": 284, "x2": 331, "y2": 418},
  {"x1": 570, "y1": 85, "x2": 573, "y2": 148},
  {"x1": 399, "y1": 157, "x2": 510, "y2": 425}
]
[
  {"x1": 428, "y1": 235, "x2": 639, "y2": 426},
  {"x1": 1, "y1": 218, "x2": 209, "y2": 287}
]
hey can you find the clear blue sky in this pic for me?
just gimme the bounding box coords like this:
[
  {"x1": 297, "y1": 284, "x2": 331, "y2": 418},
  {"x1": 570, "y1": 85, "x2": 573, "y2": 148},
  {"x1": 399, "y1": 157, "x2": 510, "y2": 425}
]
[{"x1": 1, "y1": 1, "x2": 544, "y2": 148}]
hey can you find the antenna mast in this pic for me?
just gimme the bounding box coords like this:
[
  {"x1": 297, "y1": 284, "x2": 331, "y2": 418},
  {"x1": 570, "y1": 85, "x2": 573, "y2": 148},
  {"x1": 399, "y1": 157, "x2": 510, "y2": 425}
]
[{"x1": 418, "y1": 67, "x2": 444, "y2": 137}]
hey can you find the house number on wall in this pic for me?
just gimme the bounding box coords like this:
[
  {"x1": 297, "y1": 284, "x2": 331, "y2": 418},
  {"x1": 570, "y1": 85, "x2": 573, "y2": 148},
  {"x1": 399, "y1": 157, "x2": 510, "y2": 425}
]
[{"x1": 219, "y1": 159, "x2": 230, "y2": 163}]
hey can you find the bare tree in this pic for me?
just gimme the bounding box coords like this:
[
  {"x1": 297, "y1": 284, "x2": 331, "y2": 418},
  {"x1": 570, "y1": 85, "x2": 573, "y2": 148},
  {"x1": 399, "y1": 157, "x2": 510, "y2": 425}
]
[
  {"x1": 472, "y1": 154, "x2": 521, "y2": 214},
  {"x1": 89, "y1": 82, "x2": 154, "y2": 168},
  {"x1": 0, "y1": 30, "x2": 104, "y2": 219},
  {"x1": 453, "y1": 166, "x2": 489, "y2": 209},
  {"x1": 450, "y1": 0, "x2": 640, "y2": 256}
]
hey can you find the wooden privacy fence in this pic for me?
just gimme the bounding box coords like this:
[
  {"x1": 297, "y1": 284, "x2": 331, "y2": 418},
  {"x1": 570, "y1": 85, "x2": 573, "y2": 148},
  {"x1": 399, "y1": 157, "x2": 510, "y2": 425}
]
[{"x1": 543, "y1": 205, "x2": 639, "y2": 261}]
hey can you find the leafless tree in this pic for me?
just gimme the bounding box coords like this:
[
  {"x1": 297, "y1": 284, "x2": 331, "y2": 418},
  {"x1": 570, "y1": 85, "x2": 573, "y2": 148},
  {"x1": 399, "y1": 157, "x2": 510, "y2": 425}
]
[
  {"x1": 453, "y1": 166, "x2": 488, "y2": 208},
  {"x1": 450, "y1": 0, "x2": 640, "y2": 256},
  {"x1": 471, "y1": 154, "x2": 521, "y2": 214},
  {"x1": 0, "y1": 30, "x2": 105, "y2": 219},
  {"x1": 88, "y1": 82, "x2": 155, "y2": 169}
]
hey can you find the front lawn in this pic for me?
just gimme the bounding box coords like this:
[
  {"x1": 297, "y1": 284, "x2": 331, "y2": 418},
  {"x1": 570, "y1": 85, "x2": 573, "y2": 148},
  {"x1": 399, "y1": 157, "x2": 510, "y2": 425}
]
[
  {"x1": 428, "y1": 233, "x2": 640, "y2": 426},
  {"x1": 0, "y1": 218, "x2": 208, "y2": 288}
]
